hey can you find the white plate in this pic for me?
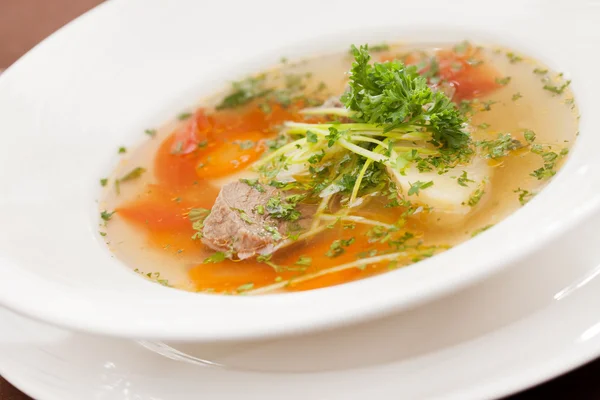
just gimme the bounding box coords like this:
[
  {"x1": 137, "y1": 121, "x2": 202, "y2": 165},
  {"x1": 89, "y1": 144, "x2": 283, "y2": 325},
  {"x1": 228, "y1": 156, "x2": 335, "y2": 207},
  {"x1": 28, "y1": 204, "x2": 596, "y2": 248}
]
[
  {"x1": 3, "y1": 207, "x2": 600, "y2": 400},
  {"x1": 1, "y1": 0, "x2": 600, "y2": 342}
]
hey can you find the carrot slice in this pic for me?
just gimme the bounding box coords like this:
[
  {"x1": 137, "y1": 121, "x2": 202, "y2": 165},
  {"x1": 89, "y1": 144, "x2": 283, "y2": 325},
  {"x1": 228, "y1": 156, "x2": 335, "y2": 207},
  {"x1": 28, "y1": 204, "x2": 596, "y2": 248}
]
[
  {"x1": 189, "y1": 259, "x2": 276, "y2": 292},
  {"x1": 195, "y1": 131, "x2": 266, "y2": 179}
]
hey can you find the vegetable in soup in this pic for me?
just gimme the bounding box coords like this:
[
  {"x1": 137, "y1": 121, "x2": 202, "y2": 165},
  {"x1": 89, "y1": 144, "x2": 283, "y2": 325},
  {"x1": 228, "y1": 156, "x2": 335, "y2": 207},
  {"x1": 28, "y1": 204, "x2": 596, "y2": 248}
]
[{"x1": 99, "y1": 41, "x2": 578, "y2": 294}]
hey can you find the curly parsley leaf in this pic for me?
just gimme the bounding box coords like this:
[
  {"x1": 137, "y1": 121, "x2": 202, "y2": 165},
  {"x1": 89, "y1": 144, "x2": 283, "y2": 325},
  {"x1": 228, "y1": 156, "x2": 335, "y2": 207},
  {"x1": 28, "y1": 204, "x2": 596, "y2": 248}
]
[{"x1": 341, "y1": 45, "x2": 469, "y2": 149}]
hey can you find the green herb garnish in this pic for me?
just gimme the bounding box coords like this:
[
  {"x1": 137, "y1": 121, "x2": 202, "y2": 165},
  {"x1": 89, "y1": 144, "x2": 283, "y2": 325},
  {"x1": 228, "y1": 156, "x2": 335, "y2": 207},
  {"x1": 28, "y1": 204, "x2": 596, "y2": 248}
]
[
  {"x1": 407, "y1": 180, "x2": 434, "y2": 196},
  {"x1": 101, "y1": 210, "x2": 115, "y2": 222}
]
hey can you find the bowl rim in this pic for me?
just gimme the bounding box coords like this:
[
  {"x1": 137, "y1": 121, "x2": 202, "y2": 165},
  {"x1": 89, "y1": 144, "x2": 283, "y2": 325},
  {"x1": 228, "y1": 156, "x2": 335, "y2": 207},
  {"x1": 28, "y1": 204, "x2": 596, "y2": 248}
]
[{"x1": 0, "y1": 0, "x2": 599, "y2": 341}]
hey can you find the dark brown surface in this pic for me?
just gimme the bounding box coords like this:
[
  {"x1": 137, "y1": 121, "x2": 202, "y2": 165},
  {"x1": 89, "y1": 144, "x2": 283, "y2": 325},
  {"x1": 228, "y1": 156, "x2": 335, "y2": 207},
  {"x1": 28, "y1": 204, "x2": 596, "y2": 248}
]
[{"x1": 0, "y1": 0, "x2": 599, "y2": 399}]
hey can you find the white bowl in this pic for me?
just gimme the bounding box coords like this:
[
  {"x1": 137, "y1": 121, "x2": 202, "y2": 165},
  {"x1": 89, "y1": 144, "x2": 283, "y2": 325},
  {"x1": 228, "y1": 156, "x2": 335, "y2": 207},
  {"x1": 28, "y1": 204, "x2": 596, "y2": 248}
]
[{"x1": 0, "y1": 0, "x2": 599, "y2": 341}]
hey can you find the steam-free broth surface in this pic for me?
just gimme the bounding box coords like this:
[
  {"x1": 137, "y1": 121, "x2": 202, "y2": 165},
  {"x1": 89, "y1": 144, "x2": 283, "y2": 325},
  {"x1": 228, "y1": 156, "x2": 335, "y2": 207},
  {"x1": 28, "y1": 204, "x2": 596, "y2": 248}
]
[{"x1": 99, "y1": 42, "x2": 578, "y2": 294}]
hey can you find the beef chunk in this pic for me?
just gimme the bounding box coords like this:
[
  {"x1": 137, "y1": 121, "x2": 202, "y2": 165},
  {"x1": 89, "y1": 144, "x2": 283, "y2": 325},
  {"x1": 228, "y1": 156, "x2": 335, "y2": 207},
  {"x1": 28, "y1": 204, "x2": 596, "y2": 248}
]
[{"x1": 201, "y1": 181, "x2": 313, "y2": 259}]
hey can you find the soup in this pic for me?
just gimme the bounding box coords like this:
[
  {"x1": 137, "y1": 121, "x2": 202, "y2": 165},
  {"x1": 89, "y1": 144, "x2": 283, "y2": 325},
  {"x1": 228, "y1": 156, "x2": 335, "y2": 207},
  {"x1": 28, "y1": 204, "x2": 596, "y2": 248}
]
[{"x1": 99, "y1": 41, "x2": 578, "y2": 295}]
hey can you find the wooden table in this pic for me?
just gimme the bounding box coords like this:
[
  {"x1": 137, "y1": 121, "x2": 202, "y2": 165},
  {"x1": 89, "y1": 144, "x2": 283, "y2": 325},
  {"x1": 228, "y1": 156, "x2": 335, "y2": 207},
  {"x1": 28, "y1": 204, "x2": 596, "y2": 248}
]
[{"x1": 1, "y1": 0, "x2": 598, "y2": 398}]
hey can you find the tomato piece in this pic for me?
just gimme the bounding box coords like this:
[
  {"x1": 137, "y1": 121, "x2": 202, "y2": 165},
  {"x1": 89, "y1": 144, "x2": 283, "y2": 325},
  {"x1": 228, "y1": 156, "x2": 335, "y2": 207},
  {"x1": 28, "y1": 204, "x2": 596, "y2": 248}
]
[
  {"x1": 381, "y1": 44, "x2": 501, "y2": 101},
  {"x1": 434, "y1": 49, "x2": 501, "y2": 101},
  {"x1": 171, "y1": 109, "x2": 213, "y2": 154}
]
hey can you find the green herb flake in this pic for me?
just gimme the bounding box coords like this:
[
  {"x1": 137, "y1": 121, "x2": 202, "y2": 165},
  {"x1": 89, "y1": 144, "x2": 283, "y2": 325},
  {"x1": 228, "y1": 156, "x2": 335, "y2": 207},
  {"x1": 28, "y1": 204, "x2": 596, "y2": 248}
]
[
  {"x1": 481, "y1": 100, "x2": 497, "y2": 111},
  {"x1": 477, "y1": 133, "x2": 522, "y2": 159},
  {"x1": 495, "y1": 76, "x2": 511, "y2": 85},
  {"x1": 265, "y1": 195, "x2": 302, "y2": 221},
  {"x1": 326, "y1": 237, "x2": 355, "y2": 258},
  {"x1": 457, "y1": 171, "x2": 474, "y2": 187},
  {"x1": 99, "y1": 231, "x2": 107, "y2": 237},
  {"x1": 240, "y1": 178, "x2": 265, "y2": 193},
  {"x1": 188, "y1": 208, "x2": 210, "y2": 222},
  {"x1": 506, "y1": 52, "x2": 523, "y2": 63},
  {"x1": 453, "y1": 41, "x2": 471, "y2": 55},
  {"x1": 118, "y1": 147, "x2": 127, "y2": 154},
  {"x1": 100, "y1": 178, "x2": 108, "y2": 187},
  {"x1": 203, "y1": 252, "x2": 227, "y2": 264},
  {"x1": 295, "y1": 256, "x2": 312, "y2": 266},
  {"x1": 264, "y1": 225, "x2": 282, "y2": 241},
  {"x1": 101, "y1": 210, "x2": 115, "y2": 222},
  {"x1": 118, "y1": 167, "x2": 146, "y2": 183},
  {"x1": 514, "y1": 187, "x2": 535, "y2": 205},
  {"x1": 232, "y1": 208, "x2": 254, "y2": 225},
  {"x1": 466, "y1": 58, "x2": 483, "y2": 67},
  {"x1": 477, "y1": 123, "x2": 490, "y2": 130},
  {"x1": 512, "y1": 92, "x2": 523, "y2": 101},
  {"x1": 407, "y1": 180, "x2": 434, "y2": 196},
  {"x1": 368, "y1": 43, "x2": 390, "y2": 52},
  {"x1": 145, "y1": 129, "x2": 157, "y2": 137},
  {"x1": 177, "y1": 112, "x2": 192, "y2": 120},
  {"x1": 523, "y1": 130, "x2": 536, "y2": 144},
  {"x1": 236, "y1": 283, "x2": 255, "y2": 293},
  {"x1": 216, "y1": 75, "x2": 273, "y2": 110},
  {"x1": 533, "y1": 68, "x2": 548, "y2": 75},
  {"x1": 306, "y1": 130, "x2": 319, "y2": 143},
  {"x1": 472, "y1": 224, "x2": 493, "y2": 237},
  {"x1": 543, "y1": 80, "x2": 571, "y2": 95},
  {"x1": 467, "y1": 187, "x2": 485, "y2": 207}
]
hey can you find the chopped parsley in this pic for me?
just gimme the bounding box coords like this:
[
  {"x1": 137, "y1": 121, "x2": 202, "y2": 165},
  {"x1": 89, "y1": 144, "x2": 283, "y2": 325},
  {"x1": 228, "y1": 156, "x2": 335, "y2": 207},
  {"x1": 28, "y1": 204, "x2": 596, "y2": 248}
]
[
  {"x1": 100, "y1": 178, "x2": 108, "y2": 187},
  {"x1": 306, "y1": 130, "x2": 318, "y2": 143},
  {"x1": 367, "y1": 43, "x2": 390, "y2": 52},
  {"x1": 457, "y1": 171, "x2": 474, "y2": 187},
  {"x1": 467, "y1": 187, "x2": 485, "y2": 207},
  {"x1": 145, "y1": 129, "x2": 157, "y2": 137},
  {"x1": 342, "y1": 44, "x2": 469, "y2": 149},
  {"x1": 512, "y1": 92, "x2": 523, "y2": 101},
  {"x1": 530, "y1": 145, "x2": 567, "y2": 180},
  {"x1": 326, "y1": 237, "x2": 355, "y2": 257},
  {"x1": 204, "y1": 252, "x2": 227, "y2": 263},
  {"x1": 189, "y1": 208, "x2": 210, "y2": 240},
  {"x1": 407, "y1": 180, "x2": 434, "y2": 196},
  {"x1": 477, "y1": 133, "x2": 522, "y2": 159},
  {"x1": 472, "y1": 224, "x2": 493, "y2": 237},
  {"x1": 231, "y1": 208, "x2": 254, "y2": 225},
  {"x1": 265, "y1": 195, "x2": 302, "y2": 221},
  {"x1": 100, "y1": 210, "x2": 115, "y2": 222},
  {"x1": 264, "y1": 225, "x2": 282, "y2": 241},
  {"x1": 240, "y1": 178, "x2": 265, "y2": 193},
  {"x1": 514, "y1": 188, "x2": 535, "y2": 205},
  {"x1": 295, "y1": 256, "x2": 312, "y2": 266},
  {"x1": 216, "y1": 75, "x2": 272, "y2": 110},
  {"x1": 495, "y1": 76, "x2": 511, "y2": 85},
  {"x1": 118, "y1": 147, "x2": 127, "y2": 154},
  {"x1": 506, "y1": 52, "x2": 523, "y2": 63},
  {"x1": 523, "y1": 130, "x2": 536, "y2": 144},
  {"x1": 177, "y1": 112, "x2": 192, "y2": 120},
  {"x1": 533, "y1": 68, "x2": 548, "y2": 75},
  {"x1": 543, "y1": 80, "x2": 571, "y2": 95},
  {"x1": 236, "y1": 283, "x2": 255, "y2": 293},
  {"x1": 481, "y1": 100, "x2": 497, "y2": 111},
  {"x1": 118, "y1": 167, "x2": 146, "y2": 183}
]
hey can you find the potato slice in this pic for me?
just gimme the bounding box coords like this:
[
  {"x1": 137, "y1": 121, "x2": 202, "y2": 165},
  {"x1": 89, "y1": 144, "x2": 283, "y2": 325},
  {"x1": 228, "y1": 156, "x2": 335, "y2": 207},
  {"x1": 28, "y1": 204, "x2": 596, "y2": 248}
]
[{"x1": 387, "y1": 155, "x2": 492, "y2": 222}]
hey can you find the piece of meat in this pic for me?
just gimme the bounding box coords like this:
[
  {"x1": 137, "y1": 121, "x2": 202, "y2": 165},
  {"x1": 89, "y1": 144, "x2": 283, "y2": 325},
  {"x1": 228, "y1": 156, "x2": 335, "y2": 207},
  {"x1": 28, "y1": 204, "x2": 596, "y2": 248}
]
[{"x1": 201, "y1": 181, "x2": 314, "y2": 259}]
